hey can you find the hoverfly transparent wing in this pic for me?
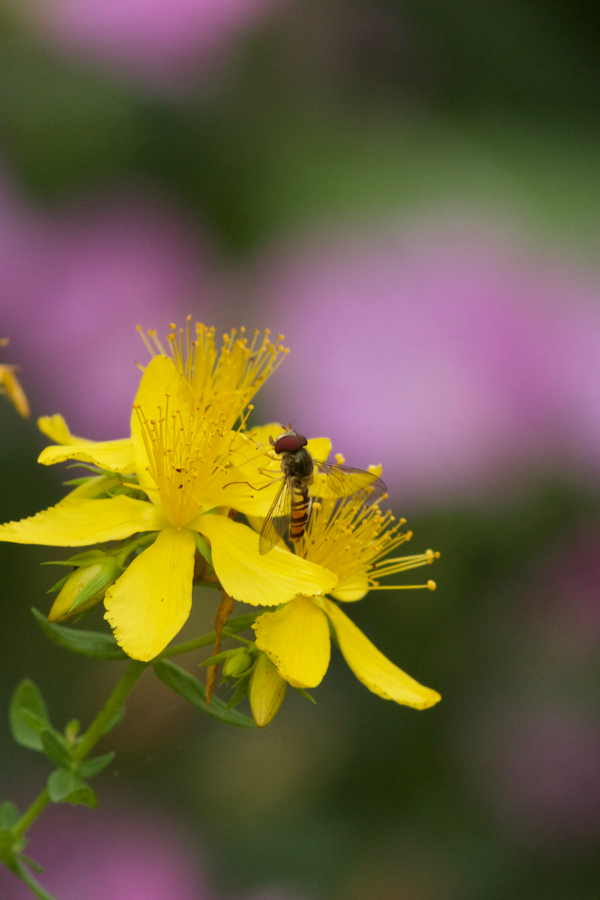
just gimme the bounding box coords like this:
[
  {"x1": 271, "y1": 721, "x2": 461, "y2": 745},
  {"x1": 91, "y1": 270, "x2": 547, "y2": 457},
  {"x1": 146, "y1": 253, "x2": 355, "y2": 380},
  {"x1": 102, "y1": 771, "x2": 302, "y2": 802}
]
[
  {"x1": 259, "y1": 476, "x2": 293, "y2": 555},
  {"x1": 313, "y1": 461, "x2": 387, "y2": 504}
]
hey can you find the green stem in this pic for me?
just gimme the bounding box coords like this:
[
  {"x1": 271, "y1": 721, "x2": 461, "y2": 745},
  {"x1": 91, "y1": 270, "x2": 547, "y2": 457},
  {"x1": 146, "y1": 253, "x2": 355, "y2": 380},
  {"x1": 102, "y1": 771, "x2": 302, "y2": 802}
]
[
  {"x1": 158, "y1": 614, "x2": 257, "y2": 658},
  {"x1": 10, "y1": 790, "x2": 50, "y2": 842},
  {"x1": 12, "y1": 660, "x2": 148, "y2": 841},
  {"x1": 72, "y1": 660, "x2": 147, "y2": 762},
  {"x1": 158, "y1": 631, "x2": 218, "y2": 658},
  {"x1": 10, "y1": 618, "x2": 254, "y2": 852},
  {"x1": 221, "y1": 629, "x2": 253, "y2": 646}
]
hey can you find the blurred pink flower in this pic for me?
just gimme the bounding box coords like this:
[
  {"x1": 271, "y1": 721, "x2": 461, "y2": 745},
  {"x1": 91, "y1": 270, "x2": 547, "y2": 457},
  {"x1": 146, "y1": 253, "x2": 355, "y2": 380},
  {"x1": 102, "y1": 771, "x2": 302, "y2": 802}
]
[
  {"x1": 27, "y1": 0, "x2": 280, "y2": 88},
  {"x1": 478, "y1": 708, "x2": 600, "y2": 842},
  {"x1": 0, "y1": 802, "x2": 207, "y2": 900},
  {"x1": 250, "y1": 214, "x2": 600, "y2": 505},
  {"x1": 527, "y1": 528, "x2": 600, "y2": 660},
  {"x1": 0, "y1": 182, "x2": 215, "y2": 438}
]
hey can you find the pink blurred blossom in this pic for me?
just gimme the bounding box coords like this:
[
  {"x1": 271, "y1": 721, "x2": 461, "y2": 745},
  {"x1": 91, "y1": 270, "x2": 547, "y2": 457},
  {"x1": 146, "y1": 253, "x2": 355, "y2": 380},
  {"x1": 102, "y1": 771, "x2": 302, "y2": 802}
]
[
  {"x1": 476, "y1": 708, "x2": 600, "y2": 842},
  {"x1": 249, "y1": 214, "x2": 600, "y2": 505},
  {"x1": 527, "y1": 529, "x2": 600, "y2": 659},
  {"x1": 0, "y1": 803, "x2": 207, "y2": 900},
  {"x1": 0, "y1": 181, "x2": 215, "y2": 438},
  {"x1": 27, "y1": 0, "x2": 280, "y2": 88}
]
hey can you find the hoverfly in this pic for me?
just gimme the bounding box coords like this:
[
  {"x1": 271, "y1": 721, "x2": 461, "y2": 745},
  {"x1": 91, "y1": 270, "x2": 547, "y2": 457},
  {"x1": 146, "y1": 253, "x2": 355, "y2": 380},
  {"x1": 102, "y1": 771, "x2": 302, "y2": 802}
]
[{"x1": 258, "y1": 428, "x2": 386, "y2": 555}]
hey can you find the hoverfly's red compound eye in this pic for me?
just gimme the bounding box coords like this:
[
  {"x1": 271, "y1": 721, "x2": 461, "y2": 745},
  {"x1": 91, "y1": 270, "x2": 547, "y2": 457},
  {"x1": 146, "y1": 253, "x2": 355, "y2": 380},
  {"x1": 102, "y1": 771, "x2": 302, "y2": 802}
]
[{"x1": 273, "y1": 431, "x2": 307, "y2": 454}]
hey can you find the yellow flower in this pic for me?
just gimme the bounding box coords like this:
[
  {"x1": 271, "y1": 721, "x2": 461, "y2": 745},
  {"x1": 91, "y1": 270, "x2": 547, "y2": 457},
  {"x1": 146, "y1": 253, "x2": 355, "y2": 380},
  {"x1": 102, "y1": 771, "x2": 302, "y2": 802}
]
[
  {"x1": 0, "y1": 338, "x2": 29, "y2": 417},
  {"x1": 253, "y1": 495, "x2": 441, "y2": 710},
  {"x1": 0, "y1": 327, "x2": 336, "y2": 661}
]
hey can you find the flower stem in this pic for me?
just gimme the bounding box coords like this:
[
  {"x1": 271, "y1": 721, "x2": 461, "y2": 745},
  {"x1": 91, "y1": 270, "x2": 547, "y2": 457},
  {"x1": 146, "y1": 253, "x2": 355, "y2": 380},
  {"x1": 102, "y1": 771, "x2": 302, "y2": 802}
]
[
  {"x1": 72, "y1": 660, "x2": 147, "y2": 762},
  {"x1": 10, "y1": 790, "x2": 50, "y2": 842},
  {"x1": 158, "y1": 631, "x2": 218, "y2": 658},
  {"x1": 10, "y1": 619, "x2": 254, "y2": 848},
  {"x1": 12, "y1": 660, "x2": 148, "y2": 841}
]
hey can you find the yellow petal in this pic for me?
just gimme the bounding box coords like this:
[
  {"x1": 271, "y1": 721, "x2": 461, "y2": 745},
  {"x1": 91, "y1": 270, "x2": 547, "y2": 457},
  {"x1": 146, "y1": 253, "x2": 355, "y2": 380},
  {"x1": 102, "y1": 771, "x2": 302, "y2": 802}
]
[
  {"x1": 305, "y1": 437, "x2": 332, "y2": 462},
  {"x1": 37, "y1": 414, "x2": 83, "y2": 445},
  {"x1": 195, "y1": 514, "x2": 338, "y2": 606},
  {"x1": 243, "y1": 422, "x2": 283, "y2": 446},
  {"x1": 331, "y1": 574, "x2": 370, "y2": 602},
  {"x1": 0, "y1": 366, "x2": 29, "y2": 417},
  {"x1": 38, "y1": 438, "x2": 136, "y2": 473},
  {"x1": 0, "y1": 496, "x2": 164, "y2": 546},
  {"x1": 318, "y1": 597, "x2": 441, "y2": 710},
  {"x1": 130, "y1": 354, "x2": 191, "y2": 495},
  {"x1": 104, "y1": 527, "x2": 195, "y2": 660},
  {"x1": 254, "y1": 596, "x2": 331, "y2": 688}
]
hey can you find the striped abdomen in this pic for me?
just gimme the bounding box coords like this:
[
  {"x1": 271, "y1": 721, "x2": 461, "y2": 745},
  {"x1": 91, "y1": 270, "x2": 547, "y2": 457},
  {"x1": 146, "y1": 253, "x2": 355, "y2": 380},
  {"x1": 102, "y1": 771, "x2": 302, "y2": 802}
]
[{"x1": 289, "y1": 480, "x2": 311, "y2": 542}]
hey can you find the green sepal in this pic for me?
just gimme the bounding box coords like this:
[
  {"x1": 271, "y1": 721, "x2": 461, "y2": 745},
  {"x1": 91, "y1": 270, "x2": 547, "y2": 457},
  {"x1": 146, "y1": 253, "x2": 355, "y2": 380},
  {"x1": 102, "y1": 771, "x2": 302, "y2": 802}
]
[
  {"x1": 194, "y1": 533, "x2": 213, "y2": 567},
  {"x1": 65, "y1": 462, "x2": 103, "y2": 474},
  {"x1": 46, "y1": 573, "x2": 71, "y2": 594},
  {"x1": 47, "y1": 769, "x2": 97, "y2": 807},
  {"x1": 32, "y1": 608, "x2": 127, "y2": 660},
  {"x1": 102, "y1": 705, "x2": 125, "y2": 735},
  {"x1": 0, "y1": 801, "x2": 19, "y2": 830},
  {"x1": 154, "y1": 659, "x2": 256, "y2": 728},
  {"x1": 293, "y1": 687, "x2": 317, "y2": 705},
  {"x1": 78, "y1": 752, "x2": 115, "y2": 779},
  {"x1": 10, "y1": 680, "x2": 50, "y2": 751},
  {"x1": 225, "y1": 676, "x2": 250, "y2": 710},
  {"x1": 199, "y1": 649, "x2": 241, "y2": 667},
  {"x1": 40, "y1": 730, "x2": 72, "y2": 769},
  {"x1": 42, "y1": 550, "x2": 107, "y2": 568}
]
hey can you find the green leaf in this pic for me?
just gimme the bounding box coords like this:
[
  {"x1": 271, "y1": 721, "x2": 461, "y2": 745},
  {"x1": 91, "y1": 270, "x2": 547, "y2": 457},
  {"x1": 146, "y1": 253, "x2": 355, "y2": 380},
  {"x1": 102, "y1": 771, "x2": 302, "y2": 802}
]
[
  {"x1": 154, "y1": 659, "x2": 256, "y2": 728},
  {"x1": 78, "y1": 752, "x2": 115, "y2": 779},
  {"x1": 225, "y1": 677, "x2": 250, "y2": 710},
  {"x1": 194, "y1": 533, "x2": 213, "y2": 566},
  {"x1": 0, "y1": 801, "x2": 19, "y2": 829},
  {"x1": 20, "y1": 709, "x2": 48, "y2": 733},
  {"x1": 19, "y1": 855, "x2": 43, "y2": 874},
  {"x1": 65, "y1": 719, "x2": 80, "y2": 742},
  {"x1": 0, "y1": 828, "x2": 15, "y2": 856},
  {"x1": 32, "y1": 608, "x2": 127, "y2": 660},
  {"x1": 47, "y1": 769, "x2": 97, "y2": 807},
  {"x1": 102, "y1": 705, "x2": 125, "y2": 735},
  {"x1": 11, "y1": 858, "x2": 60, "y2": 900},
  {"x1": 40, "y1": 730, "x2": 72, "y2": 769},
  {"x1": 10, "y1": 680, "x2": 50, "y2": 751}
]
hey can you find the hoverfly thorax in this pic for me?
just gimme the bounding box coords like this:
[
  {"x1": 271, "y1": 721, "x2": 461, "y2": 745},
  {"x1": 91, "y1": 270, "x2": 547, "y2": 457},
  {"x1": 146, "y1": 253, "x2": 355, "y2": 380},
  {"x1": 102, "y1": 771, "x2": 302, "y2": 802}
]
[{"x1": 258, "y1": 427, "x2": 387, "y2": 555}]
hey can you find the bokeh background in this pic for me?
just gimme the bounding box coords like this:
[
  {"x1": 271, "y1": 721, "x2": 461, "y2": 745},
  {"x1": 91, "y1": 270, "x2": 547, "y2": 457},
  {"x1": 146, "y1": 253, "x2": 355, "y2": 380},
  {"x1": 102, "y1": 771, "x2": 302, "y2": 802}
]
[{"x1": 1, "y1": 1, "x2": 600, "y2": 898}]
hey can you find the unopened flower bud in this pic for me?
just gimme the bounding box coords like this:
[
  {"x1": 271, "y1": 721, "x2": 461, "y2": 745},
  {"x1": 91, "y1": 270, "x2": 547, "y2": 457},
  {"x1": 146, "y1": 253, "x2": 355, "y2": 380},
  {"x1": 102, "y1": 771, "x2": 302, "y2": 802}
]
[
  {"x1": 249, "y1": 652, "x2": 287, "y2": 728},
  {"x1": 222, "y1": 649, "x2": 254, "y2": 679},
  {"x1": 48, "y1": 556, "x2": 121, "y2": 622}
]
